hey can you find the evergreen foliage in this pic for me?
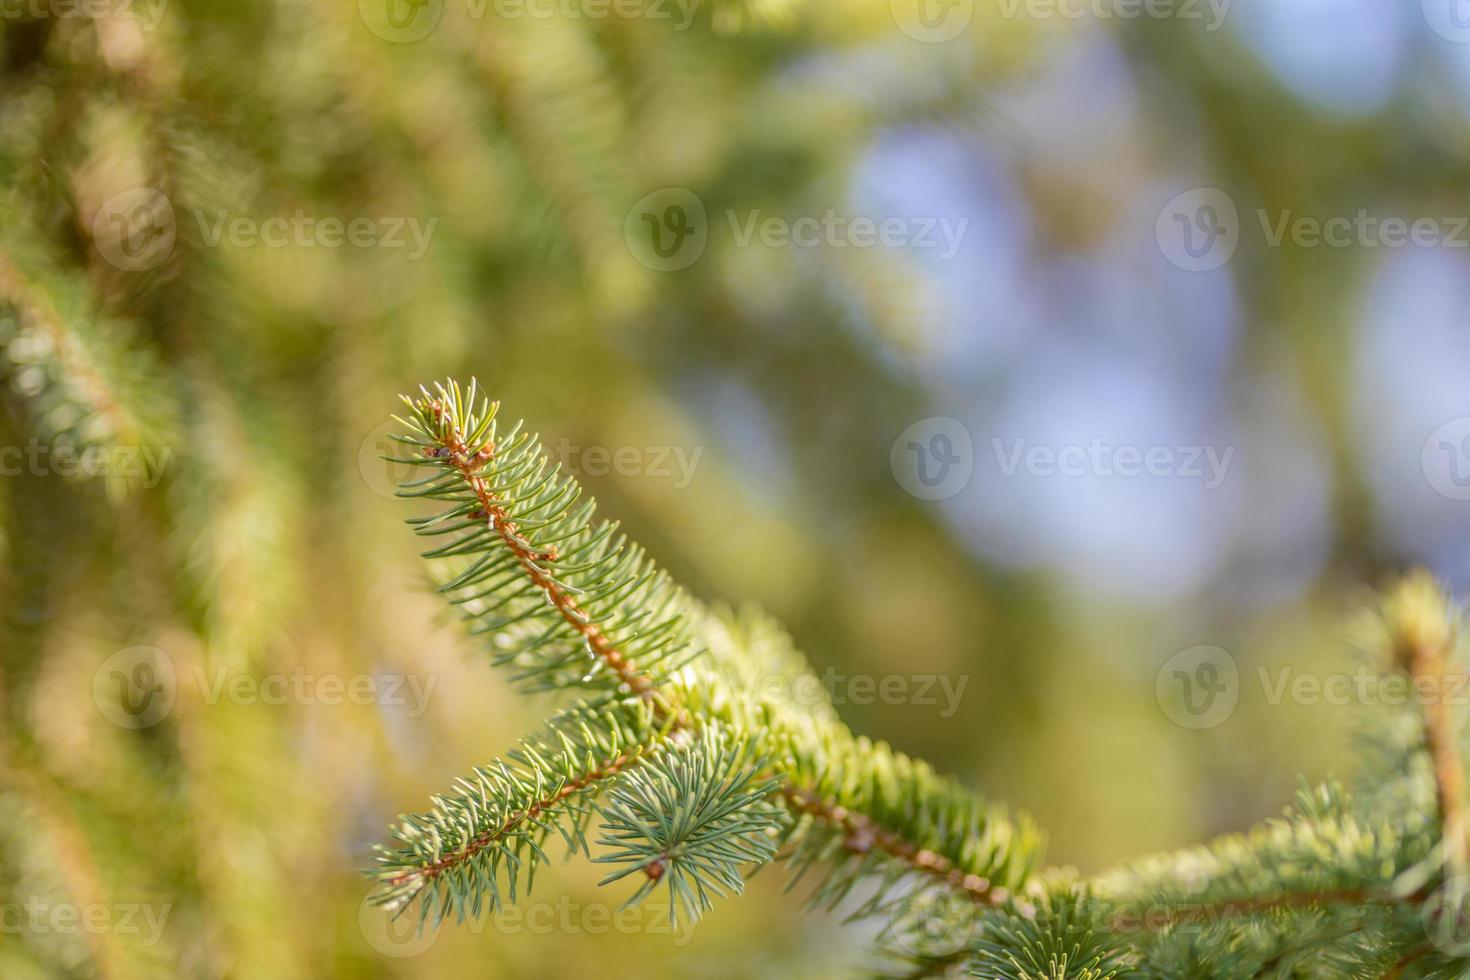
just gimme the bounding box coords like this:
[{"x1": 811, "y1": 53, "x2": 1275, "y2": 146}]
[
  {"x1": 369, "y1": 383, "x2": 1470, "y2": 977},
  {"x1": 370, "y1": 381, "x2": 1039, "y2": 952},
  {"x1": 3, "y1": 3, "x2": 1451, "y2": 977},
  {"x1": 592, "y1": 725, "x2": 786, "y2": 927}
]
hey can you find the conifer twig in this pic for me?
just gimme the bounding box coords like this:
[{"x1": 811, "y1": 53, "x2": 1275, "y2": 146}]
[
  {"x1": 425, "y1": 398, "x2": 661, "y2": 705},
  {"x1": 387, "y1": 751, "x2": 638, "y2": 889},
  {"x1": 779, "y1": 785, "x2": 1006, "y2": 904},
  {"x1": 394, "y1": 384, "x2": 1018, "y2": 910}
]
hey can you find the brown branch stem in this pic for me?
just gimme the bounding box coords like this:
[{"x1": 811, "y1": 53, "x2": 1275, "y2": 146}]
[
  {"x1": 1409, "y1": 630, "x2": 1470, "y2": 874},
  {"x1": 778, "y1": 785, "x2": 1005, "y2": 904}
]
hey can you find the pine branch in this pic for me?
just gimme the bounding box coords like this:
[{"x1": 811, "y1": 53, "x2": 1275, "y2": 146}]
[
  {"x1": 370, "y1": 381, "x2": 1470, "y2": 976},
  {"x1": 778, "y1": 775, "x2": 1024, "y2": 908},
  {"x1": 1059, "y1": 579, "x2": 1470, "y2": 976},
  {"x1": 389, "y1": 379, "x2": 699, "y2": 706},
  {"x1": 369, "y1": 699, "x2": 662, "y2": 925},
  {"x1": 690, "y1": 608, "x2": 1039, "y2": 911},
  {"x1": 370, "y1": 380, "x2": 1040, "y2": 933}
]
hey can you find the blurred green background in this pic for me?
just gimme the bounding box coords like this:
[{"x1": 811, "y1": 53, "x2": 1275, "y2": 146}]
[{"x1": 3, "y1": 0, "x2": 1470, "y2": 975}]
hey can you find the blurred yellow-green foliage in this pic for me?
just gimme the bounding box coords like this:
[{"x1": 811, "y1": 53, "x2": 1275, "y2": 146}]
[{"x1": 2, "y1": 0, "x2": 1469, "y2": 975}]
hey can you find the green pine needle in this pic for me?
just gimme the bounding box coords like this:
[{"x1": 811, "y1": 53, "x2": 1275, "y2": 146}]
[
  {"x1": 368, "y1": 699, "x2": 661, "y2": 927},
  {"x1": 594, "y1": 725, "x2": 787, "y2": 928},
  {"x1": 385, "y1": 379, "x2": 702, "y2": 702}
]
